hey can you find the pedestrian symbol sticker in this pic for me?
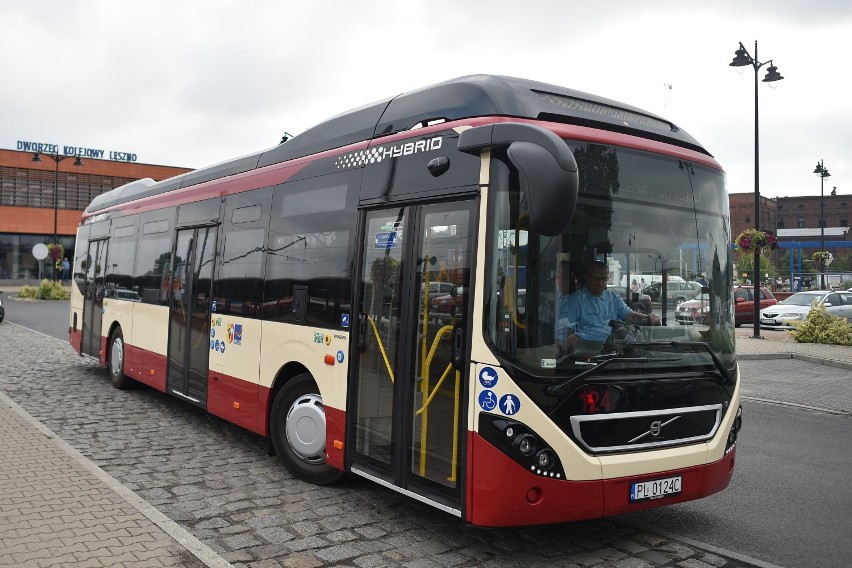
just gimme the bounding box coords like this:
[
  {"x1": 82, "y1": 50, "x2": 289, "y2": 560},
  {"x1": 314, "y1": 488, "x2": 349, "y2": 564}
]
[
  {"x1": 499, "y1": 394, "x2": 520, "y2": 416},
  {"x1": 341, "y1": 313, "x2": 350, "y2": 328},
  {"x1": 479, "y1": 367, "x2": 498, "y2": 388},
  {"x1": 478, "y1": 390, "x2": 497, "y2": 412}
]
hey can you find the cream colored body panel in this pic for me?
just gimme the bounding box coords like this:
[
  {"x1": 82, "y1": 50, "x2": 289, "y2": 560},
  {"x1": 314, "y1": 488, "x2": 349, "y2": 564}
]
[
  {"x1": 471, "y1": 363, "x2": 602, "y2": 480},
  {"x1": 102, "y1": 298, "x2": 135, "y2": 345},
  {"x1": 127, "y1": 302, "x2": 169, "y2": 356},
  {"x1": 208, "y1": 315, "x2": 263, "y2": 384},
  {"x1": 260, "y1": 321, "x2": 350, "y2": 408}
]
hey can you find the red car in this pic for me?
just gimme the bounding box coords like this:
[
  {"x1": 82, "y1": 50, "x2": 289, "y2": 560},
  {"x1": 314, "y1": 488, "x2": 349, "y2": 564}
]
[{"x1": 733, "y1": 286, "x2": 777, "y2": 327}]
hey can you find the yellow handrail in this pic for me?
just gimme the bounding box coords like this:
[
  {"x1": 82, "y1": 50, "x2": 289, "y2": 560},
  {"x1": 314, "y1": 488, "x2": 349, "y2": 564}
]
[{"x1": 368, "y1": 316, "x2": 394, "y2": 383}]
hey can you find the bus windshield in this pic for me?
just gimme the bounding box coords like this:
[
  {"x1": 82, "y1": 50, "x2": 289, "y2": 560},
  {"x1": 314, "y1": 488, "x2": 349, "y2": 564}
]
[{"x1": 487, "y1": 140, "x2": 735, "y2": 381}]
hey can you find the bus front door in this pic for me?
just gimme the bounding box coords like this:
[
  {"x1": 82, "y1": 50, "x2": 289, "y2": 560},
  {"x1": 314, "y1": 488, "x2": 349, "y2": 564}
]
[
  {"x1": 81, "y1": 239, "x2": 108, "y2": 359},
  {"x1": 166, "y1": 226, "x2": 217, "y2": 406},
  {"x1": 352, "y1": 200, "x2": 475, "y2": 512}
]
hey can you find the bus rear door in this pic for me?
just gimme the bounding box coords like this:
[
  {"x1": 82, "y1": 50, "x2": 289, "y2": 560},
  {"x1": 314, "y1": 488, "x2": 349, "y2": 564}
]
[
  {"x1": 80, "y1": 238, "x2": 108, "y2": 359},
  {"x1": 351, "y1": 200, "x2": 475, "y2": 515},
  {"x1": 166, "y1": 225, "x2": 218, "y2": 406}
]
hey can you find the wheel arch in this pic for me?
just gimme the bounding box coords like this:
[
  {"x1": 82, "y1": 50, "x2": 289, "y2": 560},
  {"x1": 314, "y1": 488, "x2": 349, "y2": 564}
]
[{"x1": 264, "y1": 361, "x2": 313, "y2": 434}]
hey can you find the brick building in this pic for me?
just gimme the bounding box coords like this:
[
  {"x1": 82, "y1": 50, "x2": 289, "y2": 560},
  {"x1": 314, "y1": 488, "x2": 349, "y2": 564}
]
[{"x1": 1, "y1": 147, "x2": 191, "y2": 281}]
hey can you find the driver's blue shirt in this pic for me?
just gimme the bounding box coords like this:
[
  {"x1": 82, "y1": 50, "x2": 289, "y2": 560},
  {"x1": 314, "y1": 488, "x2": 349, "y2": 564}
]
[{"x1": 558, "y1": 287, "x2": 632, "y2": 342}]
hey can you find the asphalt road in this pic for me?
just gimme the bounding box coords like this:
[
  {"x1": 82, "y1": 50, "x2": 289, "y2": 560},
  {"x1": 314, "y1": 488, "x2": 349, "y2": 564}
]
[
  {"x1": 1, "y1": 295, "x2": 70, "y2": 340},
  {"x1": 620, "y1": 394, "x2": 852, "y2": 568}
]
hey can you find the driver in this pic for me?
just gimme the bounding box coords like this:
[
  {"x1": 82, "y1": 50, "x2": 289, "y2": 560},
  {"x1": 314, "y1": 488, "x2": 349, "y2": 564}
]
[{"x1": 558, "y1": 261, "x2": 660, "y2": 350}]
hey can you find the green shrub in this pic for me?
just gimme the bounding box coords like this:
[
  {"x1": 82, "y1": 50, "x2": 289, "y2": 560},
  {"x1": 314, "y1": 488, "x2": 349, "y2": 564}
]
[
  {"x1": 788, "y1": 303, "x2": 852, "y2": 345},
  {"x1": 18, "y1": 279, "x2": 69, "y2": 300}
]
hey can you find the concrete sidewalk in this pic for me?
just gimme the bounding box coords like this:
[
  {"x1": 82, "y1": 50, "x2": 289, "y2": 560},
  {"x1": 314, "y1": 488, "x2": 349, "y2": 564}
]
[
  {"x1": 735, "y1": 328, "x2": 852, "y2": 370},
  {"x1": 0, "y1": 392, "x2": 229, "y2": 568}
]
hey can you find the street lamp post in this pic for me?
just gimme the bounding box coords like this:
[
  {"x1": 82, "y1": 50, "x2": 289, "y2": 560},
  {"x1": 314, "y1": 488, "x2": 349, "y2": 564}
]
[
  {"x1": 813, "y1": 160, "x2": 831, "y2": 289},
  {"x1": 729, "y1": 41, "x2": 784, "y2": 338},
  {"x1": 32, "y1": 151, "x2": 83, "y2": 279}
]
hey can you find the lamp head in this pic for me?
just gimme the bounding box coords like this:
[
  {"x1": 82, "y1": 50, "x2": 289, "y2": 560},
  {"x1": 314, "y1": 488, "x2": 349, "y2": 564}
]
[
  {"x1": 814, "y1": 162, "x2": 824, "y2": 174},
  {"x1": 31, "y1": 152, "x2": 42, "y2": 163},
  {"x1": 73, "y1": 157, "x2": 83, "y2": 167},
  {"x1": 730, "y1": 45, "x2": 752, "y2": 67},
  {"x1": 762, "y1": 63, "x2": 784, "y2": 83}
]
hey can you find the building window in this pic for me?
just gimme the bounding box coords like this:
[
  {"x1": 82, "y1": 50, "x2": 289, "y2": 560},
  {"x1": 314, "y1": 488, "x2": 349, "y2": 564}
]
[
  {"x1": 778, "y1": 217, "x2": 785, "y2": 228},
  {"x1": 797, "y1": 217, "x2": 805, "y2": 228},
  {"x1": 842, "y1": 216, "x2": 848, "y2": 227}
]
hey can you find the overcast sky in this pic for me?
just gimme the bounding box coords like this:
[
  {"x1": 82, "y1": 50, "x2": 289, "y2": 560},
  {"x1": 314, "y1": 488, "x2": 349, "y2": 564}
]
[{"x1": 3, "y1": 1, "x2": 850, "y2": 199}]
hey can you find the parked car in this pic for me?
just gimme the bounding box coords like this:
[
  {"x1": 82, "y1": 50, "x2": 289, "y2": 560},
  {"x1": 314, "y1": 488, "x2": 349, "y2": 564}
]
[
  {"x1": 642, "y1": 281, "x2": 702, "y2": 305},
  {"x1": 733, "y1": 285, "x2": 777, "y2": 327},
  {"x1": 674, "y1": 292, "x2": 711, "y2": 325},
  {"x1": 759, "y1": 290, "x2": 852, "y2": 329},
  {"x1": 431, "y1": 286, "x2": 465, "y2": 315},
  {"x1": 608, "y1": 286, "x2": 653, "y2": 315}
]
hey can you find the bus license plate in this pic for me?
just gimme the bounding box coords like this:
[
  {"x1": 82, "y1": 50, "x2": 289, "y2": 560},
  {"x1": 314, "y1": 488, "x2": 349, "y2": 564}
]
[{"x1": 630, "y1": 475, "x2": 682, "y2": 502}]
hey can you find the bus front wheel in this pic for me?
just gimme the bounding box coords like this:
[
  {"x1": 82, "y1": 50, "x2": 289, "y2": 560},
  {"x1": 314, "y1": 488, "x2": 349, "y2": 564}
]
[
  {"x1": 108, "y1": 328, "x2": 132, "y2": 390},
  {"x1": 270, "y1": 373, "x2": 343, "y2": 485}
]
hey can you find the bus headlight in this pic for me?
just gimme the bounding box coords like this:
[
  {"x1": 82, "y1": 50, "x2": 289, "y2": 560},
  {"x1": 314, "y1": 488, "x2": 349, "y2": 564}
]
[{"x1": 517, "y1": 434, "x2": 537, "y2": 456}]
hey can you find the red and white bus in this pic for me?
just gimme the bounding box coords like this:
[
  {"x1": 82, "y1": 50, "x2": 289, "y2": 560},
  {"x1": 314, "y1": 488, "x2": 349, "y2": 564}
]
[{"x1": 70, "y1": 75, "x2": 742, "y2": 526}]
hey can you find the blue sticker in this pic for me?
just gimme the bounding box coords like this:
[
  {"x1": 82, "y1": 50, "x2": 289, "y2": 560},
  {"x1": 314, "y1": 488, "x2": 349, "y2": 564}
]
[
  {"x1": 336, "y1": 350, "x2": 345, "y2": 363},
  {"x1": 215, "y1": 339, "x2": 220, "y2": 351},
  {"x1": 212, "y1": 299, "x2": 217, "y2": 312},
  {"x1": 210, "y1": 328, "x2": 216, "y2": 338},
  {"x1": 374, "y1": 232, "x2": 398, "y2": 248},
  {"x1": 220, "y1": 342, "x2": 226, "y2": 353},
  {"x1": 210, "y1": 340, "x2": 215, "y2": 350},
  {"x1": 341, "y1": 313, "x2": 350, "y2": 328},
  {"x1": 478, "y1": 390, "x2": 498, "y2": 412},
  {"x1": 479, "y1": 367, "x2": 498, "y2": 388},
  {"x1": 499, "y1": 394, "x2": 520, "y2": 416}
]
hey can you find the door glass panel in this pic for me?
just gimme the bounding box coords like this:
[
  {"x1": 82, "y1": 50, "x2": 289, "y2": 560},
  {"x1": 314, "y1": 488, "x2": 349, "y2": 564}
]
[
  {"x1": 168, "y1": 232, "x2": 194, "y2": 394},
  {"x1": 82, "y1": 240, "x2": 107, "y2": 358},
  {"x1": 187, "y1": 226, "x2": 216, "y2": 397},
  {"x1": 410, "y1": 203, "x2": 472, "y2": 489},
  {"x1": 354, "y1": 208, "x2": 407, "y2": 465}
]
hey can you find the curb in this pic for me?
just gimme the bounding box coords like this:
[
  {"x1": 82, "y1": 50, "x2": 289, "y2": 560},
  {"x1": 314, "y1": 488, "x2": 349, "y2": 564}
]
[{"x1": 0, "y1": 390, "x2": 233, "y2": 568}]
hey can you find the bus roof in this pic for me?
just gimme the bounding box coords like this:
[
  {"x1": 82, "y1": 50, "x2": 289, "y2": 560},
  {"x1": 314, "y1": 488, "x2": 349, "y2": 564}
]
[{"x1": 86, "y1": 74, "x2": 709, "y2": 214}]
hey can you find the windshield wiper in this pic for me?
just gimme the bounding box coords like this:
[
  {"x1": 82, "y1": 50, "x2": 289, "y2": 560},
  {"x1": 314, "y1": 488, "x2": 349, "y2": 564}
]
[
  {"x1": 639, "y1": 340, "x2": 734, "y2": 385},
  {"x1": 546, "y1": 356, "x2": 659, "y2": 397}
]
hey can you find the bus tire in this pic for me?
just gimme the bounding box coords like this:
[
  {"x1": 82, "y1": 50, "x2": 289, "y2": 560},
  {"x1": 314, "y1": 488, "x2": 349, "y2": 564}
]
[
  {"x1": 270, "y1": 373, "x2": 343, "y2": 485},
  {"x1": 108, "y1": 328, "x2": 132, "y2": 390}
]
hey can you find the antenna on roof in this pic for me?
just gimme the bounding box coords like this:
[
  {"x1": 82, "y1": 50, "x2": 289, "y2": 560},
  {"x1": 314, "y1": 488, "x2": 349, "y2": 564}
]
[{"x1": 280, "y1": 132, "x2": 294, "y2": 144}]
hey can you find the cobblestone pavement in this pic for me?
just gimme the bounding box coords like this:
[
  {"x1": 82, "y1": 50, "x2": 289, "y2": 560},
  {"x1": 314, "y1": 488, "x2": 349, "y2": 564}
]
[{"x1": 0, "y1": 323, "x2": 763, "y2": 568}]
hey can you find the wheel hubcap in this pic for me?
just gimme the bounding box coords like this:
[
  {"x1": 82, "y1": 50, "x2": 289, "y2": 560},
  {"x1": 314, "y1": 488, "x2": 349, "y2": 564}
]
[
  {"x1": 110, "y1": 337, "x2": 123, "y2": 376},
  {"x1": 285, "y1": 394, "x2": 326, "y2": 464}
]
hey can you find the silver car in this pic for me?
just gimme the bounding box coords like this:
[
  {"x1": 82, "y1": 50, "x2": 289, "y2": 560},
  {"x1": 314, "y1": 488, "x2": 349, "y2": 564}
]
[{"x1": 759, "y1": 290, "x2": 852, "y2": 329}]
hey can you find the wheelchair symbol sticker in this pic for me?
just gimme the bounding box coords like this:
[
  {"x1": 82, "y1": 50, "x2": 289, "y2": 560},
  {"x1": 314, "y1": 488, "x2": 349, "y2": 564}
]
[
  {"x1": 479, "y1": 367, "x2": 498, "y2": 388},
  {"x1": 478, "y1": 390, "x2": 498, "y2": 412},
  {"x1": 499, "y1": 394, "x2": 520, "y2": 416}
]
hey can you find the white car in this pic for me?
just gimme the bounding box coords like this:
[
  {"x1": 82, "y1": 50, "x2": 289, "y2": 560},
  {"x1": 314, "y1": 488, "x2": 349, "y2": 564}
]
[{"x1": 759, "y1": 290, "x2": 852, "y2": 329}]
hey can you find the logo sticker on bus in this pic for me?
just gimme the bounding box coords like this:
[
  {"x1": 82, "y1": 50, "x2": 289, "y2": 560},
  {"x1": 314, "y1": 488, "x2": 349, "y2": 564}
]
[
  {"x1": 375, "y1": 232, "x2": 398, "y2": 249},
  {"x1": 341, "y1": 313, "x2": 350, "y2": 328},
  {"x1": 479, "y1": 367, "x2": 498, "y2": 388},
  {"x1": 336, "y1": 350, "x2": 345, "y2": 363},
  {"x1": 478, "y1": 390, "x2": 498, "y2": 412},
  {"x1": 499, "y1": 394, "x2": 520, "y2": 416},
  {"x1": 334, "y1": 136, "x2": 443, "y2": 170}
]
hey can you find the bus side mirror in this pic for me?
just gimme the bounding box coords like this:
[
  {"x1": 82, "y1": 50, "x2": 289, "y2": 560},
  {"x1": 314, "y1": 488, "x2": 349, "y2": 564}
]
[{"x1": 506, "y1": 140, "x2": 578, "y2": 236}]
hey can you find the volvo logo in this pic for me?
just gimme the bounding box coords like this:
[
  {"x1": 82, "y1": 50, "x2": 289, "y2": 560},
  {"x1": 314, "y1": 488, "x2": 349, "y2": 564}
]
[{"x1": 628, "y1": 415, "x2": 681, "y2": 444}]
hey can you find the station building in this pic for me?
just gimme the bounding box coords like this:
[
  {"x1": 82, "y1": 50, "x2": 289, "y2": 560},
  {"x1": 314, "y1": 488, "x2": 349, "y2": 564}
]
[{"x1": 0, "y1": 145, "x2": 191, "y2": 282}]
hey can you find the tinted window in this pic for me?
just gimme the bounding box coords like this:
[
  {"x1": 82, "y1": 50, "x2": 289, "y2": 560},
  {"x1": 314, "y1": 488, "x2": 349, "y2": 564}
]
[
  {"x1": 178, "y1": 198, "x2": 221, "y2": 225},
  {"x1": 105, "y1": 216, "x2": 138, "y2": 298},
  {"x1": 134, "y1": 209, "x2": 176, "y2": 304},
  {"x1": 265, "y1": 172, "x2": 359, "y2": 326},
  {"x1": 215, "y1": 188, "x2": 272, "y2": 319}
]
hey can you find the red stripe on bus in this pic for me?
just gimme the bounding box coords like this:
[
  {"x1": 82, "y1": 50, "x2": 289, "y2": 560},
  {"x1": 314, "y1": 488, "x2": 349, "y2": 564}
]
[
  {"x1": 467, "y1": 432, "x2": 603, "y2": 527},
  {"x1": 600, "y1": 447, "x2": 736, "y2": 517}
]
